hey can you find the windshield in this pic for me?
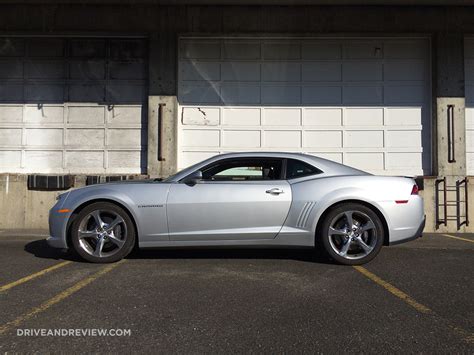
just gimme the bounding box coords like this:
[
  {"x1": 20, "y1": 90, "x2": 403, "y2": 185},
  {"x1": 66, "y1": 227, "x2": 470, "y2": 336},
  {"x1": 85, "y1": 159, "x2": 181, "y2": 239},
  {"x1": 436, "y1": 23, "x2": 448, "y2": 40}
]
[{"x1": 162, "y1": 160, "x2": 206, "y2": 182}]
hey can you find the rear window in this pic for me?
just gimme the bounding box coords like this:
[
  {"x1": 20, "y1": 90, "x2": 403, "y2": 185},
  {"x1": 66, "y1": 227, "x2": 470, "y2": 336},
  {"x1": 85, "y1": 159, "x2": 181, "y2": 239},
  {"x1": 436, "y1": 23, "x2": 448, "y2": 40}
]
[{"x1": 286, "y1": 159, "x2": 321, "y2": 179}]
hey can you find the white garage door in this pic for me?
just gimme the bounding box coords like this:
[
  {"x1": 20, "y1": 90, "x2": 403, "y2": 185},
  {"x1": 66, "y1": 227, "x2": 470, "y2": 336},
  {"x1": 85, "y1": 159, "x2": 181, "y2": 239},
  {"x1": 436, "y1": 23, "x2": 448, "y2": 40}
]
[
  {"x1": 465, "y1": 38, "x2": 474, "y2": 175},
  {"x1": 177, "y1": 38, "x2": 431, "y2": 176},
  {"x1": 0, "y1": 37, "x2": 147, "y2": 174}
]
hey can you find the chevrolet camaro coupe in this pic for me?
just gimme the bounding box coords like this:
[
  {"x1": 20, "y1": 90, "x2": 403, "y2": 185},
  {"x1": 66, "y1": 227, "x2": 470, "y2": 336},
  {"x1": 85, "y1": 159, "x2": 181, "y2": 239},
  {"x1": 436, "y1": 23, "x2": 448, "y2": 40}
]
[{"x1": 48, "y1": 152, "x2": 425, "y2": 265}]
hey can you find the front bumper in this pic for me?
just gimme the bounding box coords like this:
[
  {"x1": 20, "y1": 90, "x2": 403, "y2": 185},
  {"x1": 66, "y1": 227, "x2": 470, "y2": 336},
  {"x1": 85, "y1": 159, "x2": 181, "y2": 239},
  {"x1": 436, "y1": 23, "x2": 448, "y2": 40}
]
[{"x1": 389, "y1": 216, "x2": 425, "y2": 246}]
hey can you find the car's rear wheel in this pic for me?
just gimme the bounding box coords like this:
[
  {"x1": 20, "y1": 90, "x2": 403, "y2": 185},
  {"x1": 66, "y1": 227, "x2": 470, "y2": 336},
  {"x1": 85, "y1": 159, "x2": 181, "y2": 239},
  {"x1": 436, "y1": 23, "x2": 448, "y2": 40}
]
[
  {"x1": 320, "y1": 203, "x2": 384, "y2": 265},
  {"x1": 71, "y1": 202, "x2": 135, "y2": 263}
]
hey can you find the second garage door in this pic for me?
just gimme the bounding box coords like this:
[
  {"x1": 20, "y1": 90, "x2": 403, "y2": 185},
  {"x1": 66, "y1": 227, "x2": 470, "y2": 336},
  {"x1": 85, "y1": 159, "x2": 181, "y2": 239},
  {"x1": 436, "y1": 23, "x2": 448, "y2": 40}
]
[{"x1": 177, "y1": 37, "x2": 431, "y2": 176}]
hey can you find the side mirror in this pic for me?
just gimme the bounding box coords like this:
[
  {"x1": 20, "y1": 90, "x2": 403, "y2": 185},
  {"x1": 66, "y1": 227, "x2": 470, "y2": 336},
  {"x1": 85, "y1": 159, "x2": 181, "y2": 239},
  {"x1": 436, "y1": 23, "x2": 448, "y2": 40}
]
[{"x1": 182, "y1": 170, "x2": 202, "y2": 186}]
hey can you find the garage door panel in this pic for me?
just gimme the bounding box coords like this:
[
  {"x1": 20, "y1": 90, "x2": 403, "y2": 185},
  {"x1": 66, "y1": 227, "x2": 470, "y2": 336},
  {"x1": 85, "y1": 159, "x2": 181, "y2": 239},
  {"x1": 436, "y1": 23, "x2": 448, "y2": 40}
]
[
  {"x1": 180, "y1": 83, "x2": 221, "y2": 104},
  {"x1": 385, "y1": 60, "x2": 425, "y2": 81},
  {"x1": 180, "y1": 40, "x2": 220, "y2": 59},
  {"x1": 263, "y1": 42, "x2": 300, "y2": 60},
  {"x1": 25, "y1": 151, "x2": 63, "y2": 169},
  {"x1": 263, "y1": 108, "x2": 301, "y2": 126},
  {"x1": 343, "y1": 62, "x2": 382, "y2": 81},
  {"x1": 178, "y1": 38, "x2": 430, "y2": 176},
  {"x1": 345, "y1": 131, "x2": 383, "y2": 148},
  {"x1": 109, "y1": 61, "x2": 146, "y2": 80},
  {"x1": 108, "y1": 106, "x2": 143, "y2": 125},
  {"x1": 343, "y1": 86, "x2": 383, "y2": 105},
  {"x1": 26, "y1": 128, "x2": 63, "y2": 146},
  {"x1": 222, "y1": 108, "x2": 260, "y2": 126},
  {"x1": 343, "y1": 42, "x2": 383, "y2": 59},
  {"x1": 69, "y1": 84, "x2": 105, "y2": 102},
  {"x1": 0, "y1": 128, "x2": 22, "y2": 146},
  {"x1": 385, "y1": 152, "x2": 422, "y2": 169},
  {"x1": 182, "y1": 107, "x2": 220, "y2": 126},
  {"x1": 0, "y1": 60, "x2": 23, "y2": 79},
  {"x1": 302, "y1": 62, "x2": 341, "y2": 82},
  {"x1": 386, "y1": 130, "x2": 421, "y2": 148},
  {"x1": 345, "y1": 108, "x2": 383, "y2": 126},
  {"x1": 222, "y1": 42, "x2": 260, "y2": 60},
  {"x1": 0, "y1": 151, "x2": 21, "y2": 168},
  {"x1": 66, "y1": 151, "x2": 104, "y2": 169},
  {"x1": 384, "y1": 41, "x2": 427, "y2": 59},
  {"x1": 67, "y1": 129, "x2": 105, "y2": 147},
  {"x1": 345, "y1": 152, "x2": 384, "y2": 171},
  {"x1": 262, "y1": 63, "x2": 301, "y2": 82},
  {"x1": 302, "y1": 42, "x2": 342, "y2": 60},
  {"x1": 25, "y1": 106, "x2": 63, "y2": 123},
  {"x1": 26, "y1": 84, "x2": 64, "y2": 102},
  {"x1": 69, "y1": 60, "x2": 106, "y2": 80},
  {"x1": 108, "y1": 151, "x2": 142, "y2": 169},
  {"x1": 304, "y1": 131, "x2": 342, "y2": 148},
  {"x1": 385, "y1": 85, "x2": 424, "y2": 104},
  {"x1": 262, "y1": 86, "x2": 300, "y2": 104},
  {"x1": 26, "y1": 60, "x2": 65, "y2": 79},
  {"x1": 303, "y1": 87, "x2": 342, "y2": 105},
  {"x1": 28, "y1": 39, "x2": 64, "y2": 57},
  {"x1": 107, "y1": 129, "x2": 142, "y2": 148},
  {"x1": 0, "y1": 106, "x2": 22, "y2": 123},
  {"x1": 68, "y1": 106, "x2": 105, "y2": 125},
  {"x1": 221, "y1": 62, "x2": 260, "y2": 82},
  {"x1": 70, "y1": 39, "x2": 106, "y2": 58},
  {"x1": 222, "y1": 130, "x2": 260, "y2": 148},
  {"x1": 0, "y1": 38, "x2": 25, "y2": 57},
  {"x1": 182, "y1": 129, "x2": 220, "y2": 147},
  {"x1": 180, "y1": 61, "x2": 220, "y2": 81},
  {"x1": 0, "y1": 84, "x2": 24, "y2": 102},
  {"x1": 385, "y1": 107, "x2": 422, "y2": 126},
  {"x1": 304, "y1": 108, "x2": 342, "y2": 126},
  {"x1": 221, "y1": 84, "x2": 260, "y2": 105},
  {"x1": 264, "y1": 130, "x2": 301, "y2": 148}
]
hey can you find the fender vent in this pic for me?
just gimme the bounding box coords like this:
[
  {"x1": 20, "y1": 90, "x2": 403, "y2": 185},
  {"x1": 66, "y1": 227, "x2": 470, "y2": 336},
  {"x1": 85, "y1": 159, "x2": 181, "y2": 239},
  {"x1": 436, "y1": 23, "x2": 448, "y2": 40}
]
[{"x1": 296, "y1": 202, "x2": 316, "y2": 228}]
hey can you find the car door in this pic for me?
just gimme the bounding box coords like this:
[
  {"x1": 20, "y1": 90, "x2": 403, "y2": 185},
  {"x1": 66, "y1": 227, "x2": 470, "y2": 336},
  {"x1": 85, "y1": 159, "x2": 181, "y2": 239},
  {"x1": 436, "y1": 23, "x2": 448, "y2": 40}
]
[{"x1": 166, "y1": 158, "x2": 292, "y2": 241}]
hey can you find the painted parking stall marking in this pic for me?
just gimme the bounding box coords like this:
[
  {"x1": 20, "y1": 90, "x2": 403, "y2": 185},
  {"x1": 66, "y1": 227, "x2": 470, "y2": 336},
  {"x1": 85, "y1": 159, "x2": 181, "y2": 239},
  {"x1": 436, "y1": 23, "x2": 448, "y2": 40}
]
[
  {"x1": 0, "y1": 261, "x2": 72, "y2": 293},
  {"x1": 0, "y1": 260, "x2": 126, "y2": 335}
]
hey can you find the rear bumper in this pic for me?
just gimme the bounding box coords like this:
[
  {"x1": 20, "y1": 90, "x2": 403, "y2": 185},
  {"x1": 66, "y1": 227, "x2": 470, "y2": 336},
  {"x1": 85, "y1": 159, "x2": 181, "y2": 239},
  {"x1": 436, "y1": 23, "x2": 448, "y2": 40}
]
[{"x1": 389, "y1": 216, "x2": 425, "y2": 246}]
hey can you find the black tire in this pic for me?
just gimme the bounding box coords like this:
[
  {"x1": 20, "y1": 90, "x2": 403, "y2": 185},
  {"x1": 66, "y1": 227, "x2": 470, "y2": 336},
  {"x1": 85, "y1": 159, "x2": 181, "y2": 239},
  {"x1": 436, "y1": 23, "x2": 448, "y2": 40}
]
[
  {"x1": 71, "y1": 202, "x2": 136, "y2": 263},
  {"x1": 319, "y1": 203, "x2": 384, "y2": 265}
]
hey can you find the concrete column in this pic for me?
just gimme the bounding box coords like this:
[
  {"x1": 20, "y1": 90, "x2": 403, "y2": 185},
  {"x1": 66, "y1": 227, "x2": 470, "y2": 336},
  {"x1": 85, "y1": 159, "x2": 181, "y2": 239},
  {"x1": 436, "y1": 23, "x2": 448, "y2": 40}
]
[
  {"x1": 430, "y1": 33, "x2": 469, "y2": 232},
  {"x1": 147, "y1": 96, "x2": 178, "y2": 179}
]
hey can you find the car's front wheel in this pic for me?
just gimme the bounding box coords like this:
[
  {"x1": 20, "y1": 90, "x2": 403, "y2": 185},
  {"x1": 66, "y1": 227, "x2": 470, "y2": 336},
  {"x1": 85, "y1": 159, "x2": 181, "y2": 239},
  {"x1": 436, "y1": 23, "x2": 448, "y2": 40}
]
[
  {"x1": 320, "y1": 203, "x2": 384, "y2": 265},
  {"x1": 71, "y1": 202, "x2": 136, "y2": 263}
]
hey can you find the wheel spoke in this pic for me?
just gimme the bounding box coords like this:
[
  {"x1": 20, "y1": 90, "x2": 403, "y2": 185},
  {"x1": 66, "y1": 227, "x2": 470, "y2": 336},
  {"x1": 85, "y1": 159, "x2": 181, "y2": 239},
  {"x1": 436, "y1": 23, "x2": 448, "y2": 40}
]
[
  {"x1": 78, "y1": 229, "x2": 98, "y2": 239},
  {"x1": 339, "y1": 240, "x2": 351, "y2": 257},
  {"x1": 107, "y1": 234, "x2": 125, "y2": 248},
  {"x1": 360, "y1": 220, "x2": 375, "y2": 233},
  {"x1": 344, "y1": 211, "x2": 354, "y2": 228},
  {"x1": 329, "y1": 227, "x2": 346, "y2": 236},
  {"x1": 105, "y1": 216, "x2": 124, "y2": 232},
  {"x1": 357, "y1": 237, "x2": 372, "y2": 253},
  {"x1": 91, "y1": 210, "x2": 105, "y2": 228},
  {"x1": 93, "y1": 237, "x2": 105, "y2": 257}
]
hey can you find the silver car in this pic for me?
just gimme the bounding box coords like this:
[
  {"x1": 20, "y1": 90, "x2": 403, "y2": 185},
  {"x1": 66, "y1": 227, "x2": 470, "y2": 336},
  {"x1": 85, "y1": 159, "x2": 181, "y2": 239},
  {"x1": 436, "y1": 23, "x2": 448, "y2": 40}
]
[{"x1": 48, "y1": 152, "x2": 425, "y2": 265}]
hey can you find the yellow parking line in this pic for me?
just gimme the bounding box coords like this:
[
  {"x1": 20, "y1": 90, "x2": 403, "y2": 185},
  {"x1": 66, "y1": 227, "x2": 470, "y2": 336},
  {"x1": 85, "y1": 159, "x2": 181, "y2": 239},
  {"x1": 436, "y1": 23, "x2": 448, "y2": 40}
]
[
  {"x1": 441, "y1": 234, "x2": 474, "y2": 244},
  {"x1": 353, "y1": 265, "x2": 432, "y2": 314},
  {"x1": 0, "y1": 260, "x2": 125, "y2": 335},
  {"x1": 0, "y1": 261, "x2": 72, "y2": 293}
]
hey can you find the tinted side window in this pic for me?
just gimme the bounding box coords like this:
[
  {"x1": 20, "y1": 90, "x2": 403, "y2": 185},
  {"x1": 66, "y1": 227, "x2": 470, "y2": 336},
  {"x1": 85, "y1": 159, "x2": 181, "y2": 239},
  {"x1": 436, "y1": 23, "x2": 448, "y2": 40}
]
[
  {"x1": 201, "y1": 159, "x2": 283, "y2": 181},
  {"x1": 286, "y1": 159, "x2": 321, "y2": 179}
]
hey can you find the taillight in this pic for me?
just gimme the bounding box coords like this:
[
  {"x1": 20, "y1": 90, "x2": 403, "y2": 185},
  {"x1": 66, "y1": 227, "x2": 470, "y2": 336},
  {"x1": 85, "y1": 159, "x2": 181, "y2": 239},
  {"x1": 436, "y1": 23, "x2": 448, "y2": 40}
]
[{"x1": 411, "y1": 184, "x2": 419, "y2": 195}]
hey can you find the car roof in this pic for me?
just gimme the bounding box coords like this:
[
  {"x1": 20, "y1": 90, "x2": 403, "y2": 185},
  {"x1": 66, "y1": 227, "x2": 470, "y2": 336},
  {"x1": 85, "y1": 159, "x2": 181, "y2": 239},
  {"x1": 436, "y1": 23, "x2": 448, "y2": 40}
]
[{"x1": 166, "y1": 152, "x2": 369, "y2": 182}]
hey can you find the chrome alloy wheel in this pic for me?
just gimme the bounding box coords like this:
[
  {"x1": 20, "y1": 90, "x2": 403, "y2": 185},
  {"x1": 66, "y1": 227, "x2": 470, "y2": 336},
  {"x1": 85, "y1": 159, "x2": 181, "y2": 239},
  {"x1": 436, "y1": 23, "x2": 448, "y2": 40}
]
[
  {"x1": 327, "y1": 210, "x2": 377, "y2": 260},
  {"x1": 77, "y1": 210, "x2": 127, "y2": 258}
]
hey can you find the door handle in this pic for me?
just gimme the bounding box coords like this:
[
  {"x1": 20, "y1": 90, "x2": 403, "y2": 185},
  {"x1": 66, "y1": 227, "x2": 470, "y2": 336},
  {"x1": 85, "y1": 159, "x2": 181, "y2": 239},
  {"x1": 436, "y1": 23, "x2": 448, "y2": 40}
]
[{"x1": 266, "y1": 188, "x2": 284, "y2": 195}]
